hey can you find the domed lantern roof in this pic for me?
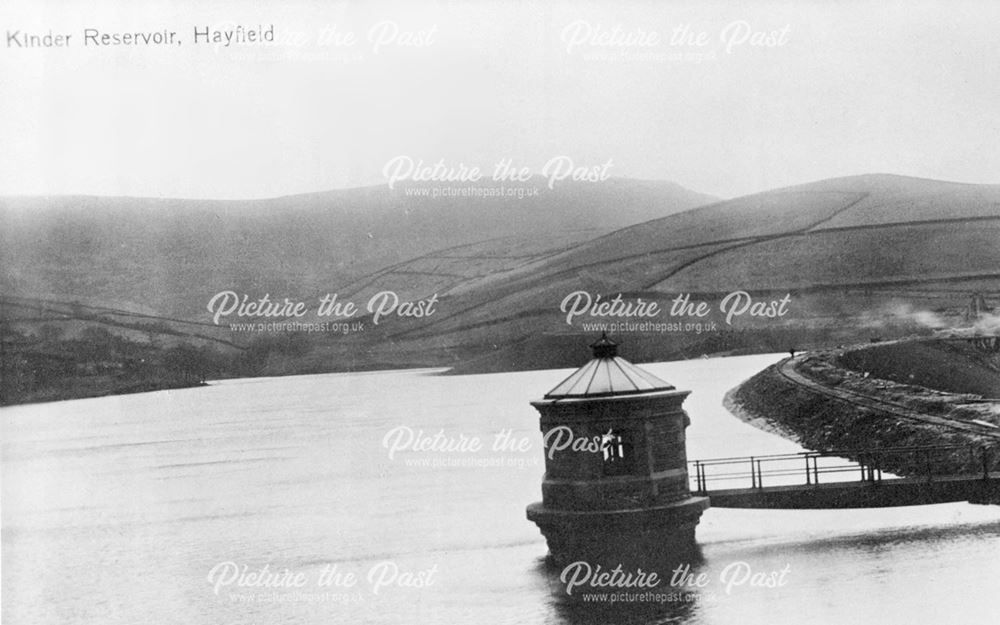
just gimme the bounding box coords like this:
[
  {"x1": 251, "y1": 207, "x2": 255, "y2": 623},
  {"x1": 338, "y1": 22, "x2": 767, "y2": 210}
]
[{"x1": 543, "y1": 334, "x2": 675, "y2": 399}]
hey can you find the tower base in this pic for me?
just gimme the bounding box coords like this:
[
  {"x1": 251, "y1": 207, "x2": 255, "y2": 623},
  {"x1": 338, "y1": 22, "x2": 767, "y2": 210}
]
[{"x1": 526, "y1": 496, "x2": 710, "y2": 567}]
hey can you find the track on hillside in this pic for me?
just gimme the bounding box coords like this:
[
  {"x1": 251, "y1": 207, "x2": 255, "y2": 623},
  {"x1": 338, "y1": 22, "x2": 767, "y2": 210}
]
[{"x1": 378, "y1": 211, "x2": 1000, "y2": 340}]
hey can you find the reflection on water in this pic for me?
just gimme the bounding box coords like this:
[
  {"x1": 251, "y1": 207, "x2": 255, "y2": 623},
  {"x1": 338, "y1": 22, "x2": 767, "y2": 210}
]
[
  {"x1": 536, "y1": 548, "x2": 704, "y2": 625},
  {"x1": 3, "y1": 354, "x2": 1000, "y2": 624}
]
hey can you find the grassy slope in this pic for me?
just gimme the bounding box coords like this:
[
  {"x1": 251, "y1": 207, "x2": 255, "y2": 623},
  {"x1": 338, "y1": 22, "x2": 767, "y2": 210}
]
[
  {"x1": 254, "y1": 174, "x2": 1000, "y2": 376},
  {"x1": 838, "y1": 340, "x2": 1000, "y2": 398},
  {"x1": 4, "y1": 173, "x2": 999, "y2": 382},
  {"x1": 0, "y1": 178, "x2": 715, "y2": 320},
  {"x1": 430, "y1": 175, "x2": 1000, "y2": 372},
  {"x1": 1, "y1": 178, "x2": 717, "y2": 398}
]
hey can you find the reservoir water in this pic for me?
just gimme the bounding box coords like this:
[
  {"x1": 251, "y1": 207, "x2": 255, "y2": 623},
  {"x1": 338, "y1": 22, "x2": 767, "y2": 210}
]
[{"x1": 3, "y1": 354, "x2": 1000, "y2": 624}]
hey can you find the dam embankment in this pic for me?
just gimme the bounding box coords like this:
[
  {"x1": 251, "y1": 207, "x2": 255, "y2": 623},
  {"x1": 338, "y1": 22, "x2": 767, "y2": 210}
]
[{"x1": 726, "y1": 337, "x2": 1000, "y2": 476}]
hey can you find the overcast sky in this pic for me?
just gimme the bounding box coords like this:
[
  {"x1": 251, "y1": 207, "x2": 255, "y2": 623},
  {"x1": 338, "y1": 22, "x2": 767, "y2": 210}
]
[{"x1": 2, "y1": 0, "x2": 999, "y2": 200}]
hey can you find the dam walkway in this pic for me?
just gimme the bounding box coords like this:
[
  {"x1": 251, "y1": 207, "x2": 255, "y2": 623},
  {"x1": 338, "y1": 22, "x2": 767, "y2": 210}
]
[{"x1": 689, "y1": 443, "x2": 1000, "y2": 508}]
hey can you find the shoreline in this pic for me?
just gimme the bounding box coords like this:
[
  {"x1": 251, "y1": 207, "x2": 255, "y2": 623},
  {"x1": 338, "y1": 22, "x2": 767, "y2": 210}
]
[
  {"x1": 721, "y1": 383, "x2": 805, "y2": 447},
  {"x1": 1, "y1": 378, "x2": 208, "y2": 408}
]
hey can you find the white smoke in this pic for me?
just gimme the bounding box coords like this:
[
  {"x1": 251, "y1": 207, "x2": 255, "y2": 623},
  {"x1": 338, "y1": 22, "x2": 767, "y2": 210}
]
[
  {"x1": 855, "y1": 301, "x2": 949, "y2": 330},
  {"x1": 969, "y1": 312, "x2": 1000, "y2": 335},
  {"x1": 854, "y1": 300, "x2": 1000, "y2": 336},
  {"x1": 893, "y1": 303, "x2": 949, "y2": 329}
]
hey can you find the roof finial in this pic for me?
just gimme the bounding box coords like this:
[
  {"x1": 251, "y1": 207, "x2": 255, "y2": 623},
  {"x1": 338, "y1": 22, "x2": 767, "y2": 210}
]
[
  {"x1": 590, "y1": 332, "x2": 618, "y2": 358},
  {"x1": 542, "y1": 334, "x2": 674, "y2": 398}
]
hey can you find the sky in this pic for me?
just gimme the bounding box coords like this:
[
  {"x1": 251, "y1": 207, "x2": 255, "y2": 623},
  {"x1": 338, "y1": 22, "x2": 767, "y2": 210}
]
[{"x1": 2, "y1": 0, "x2": 999, "y2": 200}]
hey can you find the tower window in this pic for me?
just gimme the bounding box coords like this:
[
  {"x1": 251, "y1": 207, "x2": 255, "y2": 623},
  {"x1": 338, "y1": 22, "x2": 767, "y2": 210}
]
[{"x1": 601, "y1": 429, "x2": 636, "y2": 475}]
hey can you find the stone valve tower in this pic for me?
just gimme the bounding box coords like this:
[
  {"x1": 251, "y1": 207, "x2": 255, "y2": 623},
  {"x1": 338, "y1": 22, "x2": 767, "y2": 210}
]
[{"x1": 526, "y1": 335, "x2": 710, "y2": 565}]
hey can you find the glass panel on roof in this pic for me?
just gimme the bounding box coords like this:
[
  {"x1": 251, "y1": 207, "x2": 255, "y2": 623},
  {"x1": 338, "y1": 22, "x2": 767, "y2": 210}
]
[{"x1": 545, "y1": 357, "x2": 674, "y2": 398}]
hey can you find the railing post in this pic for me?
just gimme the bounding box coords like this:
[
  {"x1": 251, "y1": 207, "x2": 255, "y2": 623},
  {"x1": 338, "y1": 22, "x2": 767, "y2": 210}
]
[
  {"x1": 983, "y1": 447, "x2": 990, "y2": 481},
  {"x1": 812, "y1": 456, "x2": 820, "y2": 485},
  {"x1": 756, "y1": 459, "x2": 763, "y2": 489},
  {"x1": 750, "y1": 456, "x2": 756, "y2": 489},
  {"x1": 805, "y1": 455, "x2": 812, "y2": 485}
]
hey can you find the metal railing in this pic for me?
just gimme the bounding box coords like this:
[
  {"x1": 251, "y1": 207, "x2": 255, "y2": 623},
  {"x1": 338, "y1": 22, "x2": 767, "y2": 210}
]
[{"x1": 689, "y1": 444, "x2": 996, "y2": 495}]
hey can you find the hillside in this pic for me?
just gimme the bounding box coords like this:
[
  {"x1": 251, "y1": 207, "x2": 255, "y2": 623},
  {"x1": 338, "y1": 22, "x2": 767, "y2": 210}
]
[
  {"x1": 0, "y1": 178, "x2": 715, "y2": 403},
  {"x1": 0, "y1": 178, "x2": 715, "y2": 320},
  {"x1": 3, "y1": 173, "x2": 999, "y2": 400},
  {"x1": 423, "y1": 174, "x2": 1000, "y2": 372}
]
